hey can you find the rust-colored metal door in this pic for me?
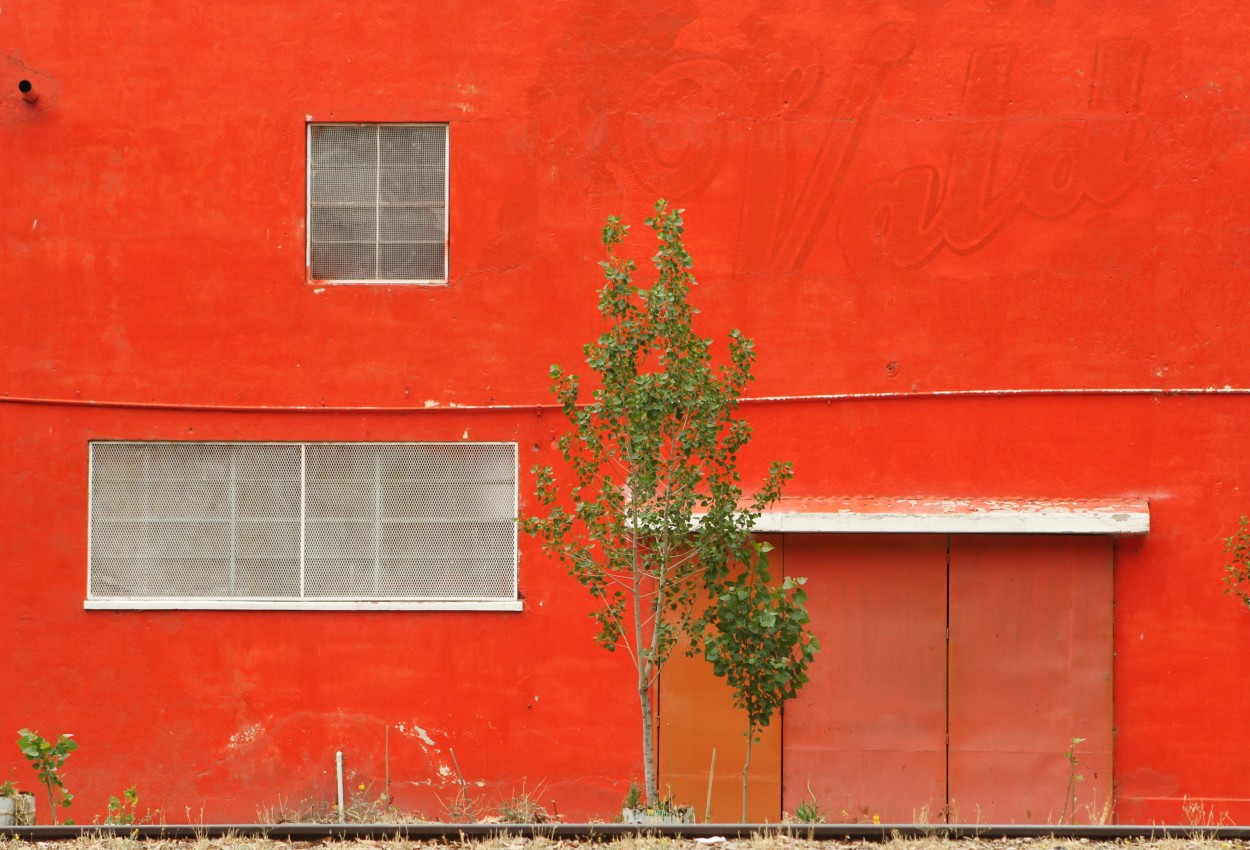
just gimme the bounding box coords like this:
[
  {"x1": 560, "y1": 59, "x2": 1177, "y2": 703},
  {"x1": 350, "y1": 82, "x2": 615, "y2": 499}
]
[
  {"x1": 667, "y1": 532, "x2": 1114, "y2": 824},
  {"x1": 657, "y1": 535, "x2": 783, "y2": 823},
  {"x1": 782, "y1": 534, "x2": 949, "y2": 823},
  {"x1": 947, "y1": 535, "x2": 1113, "y2": 823}
]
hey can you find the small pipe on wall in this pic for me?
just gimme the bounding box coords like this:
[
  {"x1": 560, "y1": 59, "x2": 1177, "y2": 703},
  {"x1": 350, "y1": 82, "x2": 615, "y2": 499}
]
[
  {"x1": 18, "y1": 80, "x2": 38, "y2": 104},
  {"x1": 336, "y1": 752, "x2": 345, "y2": 824}
]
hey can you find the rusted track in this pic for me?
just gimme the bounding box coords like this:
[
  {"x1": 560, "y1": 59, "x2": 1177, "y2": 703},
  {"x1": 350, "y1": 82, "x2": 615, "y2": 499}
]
[{"x1": 4, "y1": 823, "x2": 1250, "y2": 842}]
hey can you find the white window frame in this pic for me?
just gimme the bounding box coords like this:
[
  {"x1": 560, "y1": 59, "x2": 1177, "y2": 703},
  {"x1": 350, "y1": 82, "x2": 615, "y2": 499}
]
[
  {"x1": 86, "y1": 441, "x2": 520, "y2": 612},
  {"x1": 306, "y1": 122, "x2": 450, "y2": 286}
]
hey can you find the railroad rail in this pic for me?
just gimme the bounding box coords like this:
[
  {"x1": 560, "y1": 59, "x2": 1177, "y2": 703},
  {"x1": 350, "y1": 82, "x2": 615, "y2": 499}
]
[{"x1": 3, "y1": 823, "x2": 1250, "y2": 842}]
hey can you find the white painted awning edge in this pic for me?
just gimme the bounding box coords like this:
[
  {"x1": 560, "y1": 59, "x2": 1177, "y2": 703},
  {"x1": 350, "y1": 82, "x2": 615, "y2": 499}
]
[{"x1": 708, "y1": 498, "x2": 1150, "y2": 535}]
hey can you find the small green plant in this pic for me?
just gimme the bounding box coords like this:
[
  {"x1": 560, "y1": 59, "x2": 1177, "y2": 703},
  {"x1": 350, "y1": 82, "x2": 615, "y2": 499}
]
[
  {"x1": 1224, "y1": 516, "x2": 1250, "y2": 609},
  {"x1": 16, "y1": 728, "x2": 78, "y2": 824},
  {"x1": 0, "y1": 780, "x2": 16, "y2": 799},
  {"x1": 794, "y1": 798, "x2": 825, "y2": 824},
  {"x1": 105, "y1": 786, "x2": 139, "y2": 825},
  {"x1": 621, "y1": 782, "x2": 643, "y2": 813},
  {"x1": 1059, "y1": 736, "x2": 1085, "y2": 824},
  {"x1": 792, "y1": 777, "x2": 825, "y2": 824}
]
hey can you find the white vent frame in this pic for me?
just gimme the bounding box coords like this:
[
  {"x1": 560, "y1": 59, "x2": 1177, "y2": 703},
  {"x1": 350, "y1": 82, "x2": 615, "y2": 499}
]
[
  {"x1": 306, "y1": 122, "x2": 449, "y2": 286},
  {"x1": 86, "y1": 441, "x2": 519, "y2": 611}
]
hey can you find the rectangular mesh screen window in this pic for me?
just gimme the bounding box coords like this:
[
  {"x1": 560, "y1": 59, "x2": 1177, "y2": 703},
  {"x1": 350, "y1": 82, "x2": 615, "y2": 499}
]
[
  {"x1": 308, "y1": 123, "x2": 448, "y2": 283},
  {"x1": 89, "y1": 442, "x2": 516, "y2": 604}
]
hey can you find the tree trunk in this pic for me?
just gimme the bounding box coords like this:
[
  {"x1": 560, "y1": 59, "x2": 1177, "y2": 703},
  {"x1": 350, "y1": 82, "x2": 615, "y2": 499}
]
[
  {"x1": 640, "y1": 680, "x2": 658, "y2": 804},
  {"x1": 742, "y1": 725, "x2": 754, "y2": 823}
]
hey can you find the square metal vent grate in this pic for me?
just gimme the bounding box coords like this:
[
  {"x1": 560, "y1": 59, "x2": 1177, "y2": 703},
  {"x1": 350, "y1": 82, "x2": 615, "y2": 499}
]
[
  {"x1": 89, "y1": 442, "x2": 516, "y2": 603},
  {"x1": 308, "y1": 123, "x2": 448, "y2": 283}
]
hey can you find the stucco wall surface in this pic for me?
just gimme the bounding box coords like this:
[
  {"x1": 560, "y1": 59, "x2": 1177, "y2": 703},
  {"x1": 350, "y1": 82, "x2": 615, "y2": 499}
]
[{"x1": 3, "y1": 0, "x2": 1250, "y2": 825}]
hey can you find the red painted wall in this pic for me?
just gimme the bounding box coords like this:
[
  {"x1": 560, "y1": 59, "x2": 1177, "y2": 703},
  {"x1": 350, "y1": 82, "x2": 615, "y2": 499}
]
[{"x1": 3, "y1": 0, "x2": 1250, "y2": 824}]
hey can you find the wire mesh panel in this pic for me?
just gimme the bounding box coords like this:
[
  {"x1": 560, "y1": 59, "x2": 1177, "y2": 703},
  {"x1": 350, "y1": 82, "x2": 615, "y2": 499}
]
[
  {"x1": 90, "y1": 443, "x2": 301, "y2": 598},
  {"x1": 305, "y1": 444, "x2": 516, "y2": 599},
  {"x1": 89, "y1": 442, "x2": 517, "y2": 603},
  {"x1": 308, "y1": 124, "x2": 448, "y2": 283}
]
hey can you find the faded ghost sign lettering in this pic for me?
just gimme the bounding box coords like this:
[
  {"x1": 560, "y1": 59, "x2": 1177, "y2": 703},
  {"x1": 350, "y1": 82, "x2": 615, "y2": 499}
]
[
  {"x1": 618, "y1": 27, "x2": 1149, "y2": 274},
  {"x1": 836, "y1": 39, "x2": 1149, "y2": 272}
]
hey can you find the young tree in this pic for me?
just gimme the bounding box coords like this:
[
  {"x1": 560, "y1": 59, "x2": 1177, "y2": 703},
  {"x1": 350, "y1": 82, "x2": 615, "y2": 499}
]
[
  {"x1": 16, "y1": 729, "x2": 77, "y2": 825},
  {"x1": 523, "y1": 200, "x2": 792, "y2": 805},
  {"x1": 1225, "y1": 516, "x2": 1250, "y2": 611},
  {"x1": 702, "y1": 541, "x2": 819, "y2": 821}
]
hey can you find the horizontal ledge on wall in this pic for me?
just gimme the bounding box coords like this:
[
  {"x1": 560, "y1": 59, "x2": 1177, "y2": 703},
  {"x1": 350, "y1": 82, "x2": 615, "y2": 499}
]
[
  {"x1": 721, "y1": 497, "x2": 1150, "y2": 535},
  {"x1": 84, "y1": 599, "x2": 524, "y2": 612}
]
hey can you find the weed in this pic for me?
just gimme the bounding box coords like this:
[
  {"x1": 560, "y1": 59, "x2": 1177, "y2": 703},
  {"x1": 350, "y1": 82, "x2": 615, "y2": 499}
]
[
  {"x1": 1084, "y1": 799, "x2": 1113, "y2": 825},
  {"x1": 621, "y1": 782, "x2": 642, "y2": 812},
  {"x1": 493, "y1": 779, "x2": 559, "y2": 824},
  {"x1": 255, "y1": 795, "x2": 293, "y2": 824},
  {"x1": 837, "y1": 803, "x2": 879, "y2": 824},
  {"x1": 439, "y1": 747, "x2": 477, "y2": 822},
  {"x1": 105, "y1": 786, "x2": 139, "y2": 825},
  {"x1": 1059, "y1": 736, "x2": 1085, "y2": 824},
  {"x1": 257, "y1": 783, "x2": 424, "y2": 825},
  {"x1": 619, "y1": 786, "x2": 695, "y2": 824},
  {"x1": 793, "y1": 798, "x2": 824, "y2": 824},
  {"x1": 792, "y1": 777, "x2": 824, "y2": 825},
  {"x1": 438, "y1": 785, "x2": 478, "y2": 823},
  {"x1": 0, "y1": 778, "x2": 35, "y2": 827},
  {"x1": 340, "y1": 782, "x2": 393, "y2": 823},
  {"x1": 1181, "y1": 795, "x2": 1232, "y2": 833},
  {"x1": 15, "y1": 728, "x2": 78, "y2": 824}
]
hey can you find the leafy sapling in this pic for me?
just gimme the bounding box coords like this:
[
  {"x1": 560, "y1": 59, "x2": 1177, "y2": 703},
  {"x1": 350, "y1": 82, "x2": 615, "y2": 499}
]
[
  {"x1": 16, "y1": 728, "x2": 78, "y2": 824},
  {"x1": 524, "y1": 200, "x2": 792, "y2": 806},
  {"x1": 702, "y1": 541, "x2": 819, "y2": 821}
]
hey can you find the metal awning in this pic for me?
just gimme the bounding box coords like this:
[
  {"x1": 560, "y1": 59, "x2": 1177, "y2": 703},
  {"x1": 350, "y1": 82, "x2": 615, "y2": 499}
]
[{"x1": 740, "y1": 496, "x2": 1150, "y2": 534}]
